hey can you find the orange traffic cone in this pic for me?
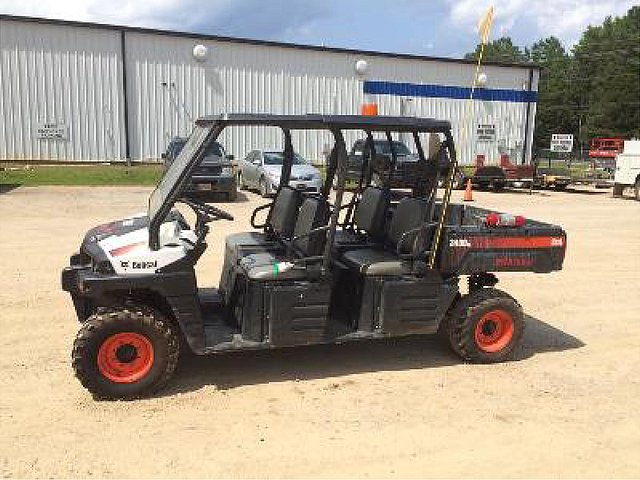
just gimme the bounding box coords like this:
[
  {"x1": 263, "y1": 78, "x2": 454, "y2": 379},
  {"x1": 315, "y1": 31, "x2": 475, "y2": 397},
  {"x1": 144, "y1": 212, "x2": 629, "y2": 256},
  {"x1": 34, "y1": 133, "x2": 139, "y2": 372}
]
[{"x1": 463, "y1": 179, "x2": 474, "y2": 202}]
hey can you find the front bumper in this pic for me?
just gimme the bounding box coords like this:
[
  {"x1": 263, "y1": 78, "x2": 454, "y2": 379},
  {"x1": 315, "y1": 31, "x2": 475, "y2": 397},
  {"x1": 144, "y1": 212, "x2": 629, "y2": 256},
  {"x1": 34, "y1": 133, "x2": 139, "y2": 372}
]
[
  {"x1": 62, "y1": 263, "x2": 95, "y2": 321},
  {"x1": 188, "y1": 175, "x2": 237, "y2": 193},
  {"x1": 289, "y1": 178, "x2": 322, "y2": 193}
]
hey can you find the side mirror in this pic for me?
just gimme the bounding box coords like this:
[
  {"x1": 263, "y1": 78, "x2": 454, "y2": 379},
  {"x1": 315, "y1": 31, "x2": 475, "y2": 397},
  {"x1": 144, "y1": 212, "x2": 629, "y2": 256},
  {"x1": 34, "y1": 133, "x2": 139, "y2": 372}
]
[
  {"x1": 226, "y1": 154, "x2": 234, "y2": 161},
  {"x1": 161, "y1": 153, "x2": 167, "y2": 159}
]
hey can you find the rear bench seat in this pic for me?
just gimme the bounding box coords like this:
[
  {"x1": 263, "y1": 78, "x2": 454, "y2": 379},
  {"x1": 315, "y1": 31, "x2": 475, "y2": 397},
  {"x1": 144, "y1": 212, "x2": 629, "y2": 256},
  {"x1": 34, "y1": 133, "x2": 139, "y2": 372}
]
[
  {"x1": 333, "y1": 186, "x2": 389, "y2": 252},
  {"x1": 340, "y1": 197, "x2": 433, "y2": 276}
]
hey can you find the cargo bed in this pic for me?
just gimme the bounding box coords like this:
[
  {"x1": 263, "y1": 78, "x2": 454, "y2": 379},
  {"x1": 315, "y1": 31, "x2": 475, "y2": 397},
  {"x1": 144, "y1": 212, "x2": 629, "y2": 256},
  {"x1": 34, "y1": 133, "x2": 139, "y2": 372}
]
[{"x1": 437, "y1": 203, "x2": 566, "y2": 275}]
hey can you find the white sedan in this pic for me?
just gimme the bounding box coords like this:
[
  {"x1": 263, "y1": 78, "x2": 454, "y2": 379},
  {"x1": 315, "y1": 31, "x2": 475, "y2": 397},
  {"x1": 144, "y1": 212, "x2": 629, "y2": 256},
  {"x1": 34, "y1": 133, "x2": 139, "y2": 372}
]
[{"x1": 238, "y1": 150, "x2": 323, "y2": 197}]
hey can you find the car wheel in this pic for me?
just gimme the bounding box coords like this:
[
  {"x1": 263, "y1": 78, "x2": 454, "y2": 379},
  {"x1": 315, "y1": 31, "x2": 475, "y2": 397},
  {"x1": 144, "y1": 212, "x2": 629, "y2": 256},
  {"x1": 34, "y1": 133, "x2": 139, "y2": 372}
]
[
  {"x1": 492, "y1": 181, "x2": 505, "y2": 192},
  {"x1": 259, "y1": 177, "x2": 270, "y2": 198},
  {"x1": 635, "y1": 178, "x2": 640, "y2": 201},
  {"x1": 227, "y1": 188, "x2": 237, "y2": 201}
]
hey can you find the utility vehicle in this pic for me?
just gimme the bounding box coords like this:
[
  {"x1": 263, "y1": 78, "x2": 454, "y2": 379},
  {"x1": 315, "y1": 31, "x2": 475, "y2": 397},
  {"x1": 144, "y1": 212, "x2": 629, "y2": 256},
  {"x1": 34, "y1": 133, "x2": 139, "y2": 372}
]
[{"x1": 62, "y1": 114, "x2": 567, "y2": 400}]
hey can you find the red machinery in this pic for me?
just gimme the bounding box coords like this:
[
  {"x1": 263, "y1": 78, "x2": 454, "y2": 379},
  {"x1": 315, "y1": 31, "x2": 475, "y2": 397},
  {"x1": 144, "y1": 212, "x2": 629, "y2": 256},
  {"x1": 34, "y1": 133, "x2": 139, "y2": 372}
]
[{"x1": 588, "y1": 138, "x2": 625, "y2": 169}]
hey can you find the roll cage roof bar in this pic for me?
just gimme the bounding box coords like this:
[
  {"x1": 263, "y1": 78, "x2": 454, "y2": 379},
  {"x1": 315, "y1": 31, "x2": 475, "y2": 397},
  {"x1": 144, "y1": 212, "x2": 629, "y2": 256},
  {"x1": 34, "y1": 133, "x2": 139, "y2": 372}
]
[{"x1": 150, "y1": 113, "x2": 456, "y2": 270}]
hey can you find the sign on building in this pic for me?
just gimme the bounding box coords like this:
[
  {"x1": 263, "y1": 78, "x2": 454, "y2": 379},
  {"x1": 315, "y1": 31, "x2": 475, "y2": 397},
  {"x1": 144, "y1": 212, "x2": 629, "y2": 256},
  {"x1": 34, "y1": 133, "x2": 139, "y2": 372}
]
[
  {"x1": 476, "y1": 124, "x2": 496, "y2": 142},
  {"x1": 550, "y1": 134, "x2": 573, "y2": 152},
  {"x1": 36, "y1": 122, "x2": 69, "y2": 140}
]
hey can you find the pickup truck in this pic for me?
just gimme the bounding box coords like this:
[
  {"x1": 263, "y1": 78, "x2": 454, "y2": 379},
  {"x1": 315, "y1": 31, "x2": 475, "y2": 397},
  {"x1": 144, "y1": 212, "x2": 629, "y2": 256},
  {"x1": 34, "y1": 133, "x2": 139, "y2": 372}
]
[
  {"x1": 345, "y1": 138, "x2": 464, "y2": 189},
  {"x1": 162, "y1": 137, "x2": 237, "y2": 201}
]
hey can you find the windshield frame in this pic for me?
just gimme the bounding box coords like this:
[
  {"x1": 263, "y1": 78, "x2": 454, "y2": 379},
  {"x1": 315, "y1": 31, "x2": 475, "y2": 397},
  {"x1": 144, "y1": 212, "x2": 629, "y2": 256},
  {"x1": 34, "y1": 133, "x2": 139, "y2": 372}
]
[{"x1": 147, "y1": 124, "x2": 221, "y2": 249}]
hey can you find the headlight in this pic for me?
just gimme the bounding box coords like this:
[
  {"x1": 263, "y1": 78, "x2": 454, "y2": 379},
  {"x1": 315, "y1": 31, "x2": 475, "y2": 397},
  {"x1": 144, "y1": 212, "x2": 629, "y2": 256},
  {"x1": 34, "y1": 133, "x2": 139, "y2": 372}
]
[{"x1": 221, "y1": 166, "x2": 233, "y2": 176}]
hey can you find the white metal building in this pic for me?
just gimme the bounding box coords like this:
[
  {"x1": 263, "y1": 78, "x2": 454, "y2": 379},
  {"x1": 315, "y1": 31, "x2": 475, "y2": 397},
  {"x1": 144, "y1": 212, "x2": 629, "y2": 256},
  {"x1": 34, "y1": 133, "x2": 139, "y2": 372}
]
[{"x1": 0, "y1": 14, "x2": 540, "y2": 165}]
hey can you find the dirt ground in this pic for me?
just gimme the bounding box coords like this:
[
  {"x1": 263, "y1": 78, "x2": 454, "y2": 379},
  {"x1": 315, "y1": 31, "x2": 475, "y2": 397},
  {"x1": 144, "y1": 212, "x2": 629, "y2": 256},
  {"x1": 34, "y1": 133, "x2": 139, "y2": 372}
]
[{"x1": 0, "y1": 184, "x2": 639, "y2": 478}]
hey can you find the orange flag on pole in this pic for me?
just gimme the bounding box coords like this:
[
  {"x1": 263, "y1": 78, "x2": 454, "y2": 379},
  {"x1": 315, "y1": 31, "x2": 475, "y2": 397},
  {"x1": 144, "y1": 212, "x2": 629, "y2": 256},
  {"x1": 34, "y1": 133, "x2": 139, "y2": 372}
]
[{"x1": 477, "y1": 6, "x2": 494, "y2": 45}]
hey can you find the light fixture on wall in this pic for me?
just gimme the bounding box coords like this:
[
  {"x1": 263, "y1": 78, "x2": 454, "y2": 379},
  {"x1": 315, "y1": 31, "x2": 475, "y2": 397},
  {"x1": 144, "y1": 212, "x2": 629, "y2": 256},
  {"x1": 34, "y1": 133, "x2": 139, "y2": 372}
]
[
  {"x1": 476, "y1": 72, "x2": 488, "y2": 86},
  {"x1": 355, "y1": 59, "x2": 368, "y2": 76},
  {"x1": 193, "y1": 44, "x2": 208, "y2": 62}
]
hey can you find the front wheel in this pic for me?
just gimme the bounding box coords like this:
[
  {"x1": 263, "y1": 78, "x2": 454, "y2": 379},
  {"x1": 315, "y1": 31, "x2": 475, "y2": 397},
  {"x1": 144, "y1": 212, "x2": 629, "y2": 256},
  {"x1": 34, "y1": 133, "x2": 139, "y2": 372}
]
[
  {"x1": 72, "y1": 306, "x2": 179, "y2": 400},
  {"x1": 238, "y1": 172, "x2": 247, "y2": 190},
  {"x1": 444, "y1": 288, "x2": 524, "y2": 363}
]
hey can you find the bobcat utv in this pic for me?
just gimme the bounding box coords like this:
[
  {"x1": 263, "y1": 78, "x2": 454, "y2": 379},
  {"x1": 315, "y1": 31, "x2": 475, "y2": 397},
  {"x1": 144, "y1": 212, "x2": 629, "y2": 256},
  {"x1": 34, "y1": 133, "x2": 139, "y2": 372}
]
[{"x1": 62, "y1": 114, "x2": 567, "y2": 399}]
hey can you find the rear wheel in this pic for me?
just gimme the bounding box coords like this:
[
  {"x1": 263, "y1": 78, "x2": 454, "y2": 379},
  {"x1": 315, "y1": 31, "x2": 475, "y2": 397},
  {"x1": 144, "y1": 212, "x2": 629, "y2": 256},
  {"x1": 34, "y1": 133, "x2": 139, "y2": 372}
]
[
  {"x1": 72, "y1": 306, "x2": 179, "y2": 400},
  {"x1": 612, "y1": 183, "x2": 623, "y2": 197},
  {"x1": 635, "y1": 178, "x2": 640, "y2": 201},
  {"x1": 444, "y1": 288, "x2": 524, "y2": 363},
  {"x1": 227, "y1": 188, "x2": 237, "y2": 201}
]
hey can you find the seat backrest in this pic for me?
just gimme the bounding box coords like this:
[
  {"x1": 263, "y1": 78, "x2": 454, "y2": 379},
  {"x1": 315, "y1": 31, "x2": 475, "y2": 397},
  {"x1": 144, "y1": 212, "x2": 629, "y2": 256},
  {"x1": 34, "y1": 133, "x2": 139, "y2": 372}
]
[
  {"x1": 293, "y1": 197, "x2": 330, "y2": 257},
  {"x1": 353, "y1": 186, "x2": 389, "y2": 240},
  {"x1": 269, "y1": 186, "x2": 302, "y2": 238},
  {"x1": 386, "y1": 197, "x2": 430, "y2": 252}
]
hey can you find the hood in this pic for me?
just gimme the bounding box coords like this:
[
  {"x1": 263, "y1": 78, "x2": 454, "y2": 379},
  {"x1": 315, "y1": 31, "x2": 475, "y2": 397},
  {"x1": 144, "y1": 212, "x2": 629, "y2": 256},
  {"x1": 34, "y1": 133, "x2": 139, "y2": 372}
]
[{"x1": 263, "y1": 164, "x2": 320, "y2": 178}]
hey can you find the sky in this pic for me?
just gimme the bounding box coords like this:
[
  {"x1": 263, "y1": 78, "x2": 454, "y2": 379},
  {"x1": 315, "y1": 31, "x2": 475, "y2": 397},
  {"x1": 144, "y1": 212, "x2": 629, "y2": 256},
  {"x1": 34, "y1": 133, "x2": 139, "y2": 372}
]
[{"x1": 0, "y1": 0, "x2": 636, "y2": 58}]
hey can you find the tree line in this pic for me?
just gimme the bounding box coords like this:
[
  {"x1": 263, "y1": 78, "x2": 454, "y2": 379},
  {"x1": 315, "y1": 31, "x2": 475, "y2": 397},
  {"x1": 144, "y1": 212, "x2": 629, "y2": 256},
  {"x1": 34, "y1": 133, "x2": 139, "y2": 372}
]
[{"x1": 466, "y1": 6, "x2": 639, "y2": 156}]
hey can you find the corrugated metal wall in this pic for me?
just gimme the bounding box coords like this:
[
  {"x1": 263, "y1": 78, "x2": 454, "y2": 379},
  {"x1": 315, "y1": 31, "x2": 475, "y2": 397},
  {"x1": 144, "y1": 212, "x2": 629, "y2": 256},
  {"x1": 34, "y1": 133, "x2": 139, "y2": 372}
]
[
  {"x1": 0, "y1": 17, "x2": 539, "y2": 165},
  {"x1": 0, "y1": 19, "x2": 125, "y2": 161}
]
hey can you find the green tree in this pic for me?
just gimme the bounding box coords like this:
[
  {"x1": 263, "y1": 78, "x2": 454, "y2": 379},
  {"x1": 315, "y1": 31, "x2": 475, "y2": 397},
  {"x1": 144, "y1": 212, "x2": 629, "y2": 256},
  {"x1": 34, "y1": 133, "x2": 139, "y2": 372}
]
[
  {"x1": 529, "y1": 37, "x2": 577, "y2": 150},
  {"x1": 572, "y1": 6, "x2": 640, "y2": 142},
  {"x1": 464, "y1": 37, "x2": 529, "y2": 63}
]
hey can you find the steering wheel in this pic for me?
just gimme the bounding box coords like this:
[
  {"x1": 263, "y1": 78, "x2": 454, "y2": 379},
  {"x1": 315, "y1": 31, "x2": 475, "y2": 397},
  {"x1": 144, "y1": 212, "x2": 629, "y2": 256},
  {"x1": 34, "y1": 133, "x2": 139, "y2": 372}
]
[{"x1": 179, "y1": 196, "x2": 234, "y2": 222}]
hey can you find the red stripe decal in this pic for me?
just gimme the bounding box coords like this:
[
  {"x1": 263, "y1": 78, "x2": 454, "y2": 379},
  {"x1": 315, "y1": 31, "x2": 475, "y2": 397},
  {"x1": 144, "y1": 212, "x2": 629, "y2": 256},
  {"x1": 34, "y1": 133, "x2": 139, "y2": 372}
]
[
  {"x1": 469, "y1": 236, "x2": 564, "y2": 249},
  {"x1": 109, "y1": 242, "x2": 146, "y2": 257}
]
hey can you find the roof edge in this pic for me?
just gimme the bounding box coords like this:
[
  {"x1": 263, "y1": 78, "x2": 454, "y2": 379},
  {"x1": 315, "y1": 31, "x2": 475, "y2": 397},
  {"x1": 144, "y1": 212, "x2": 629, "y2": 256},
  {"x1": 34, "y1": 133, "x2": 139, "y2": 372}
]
[{"x1": 0, "y1": 13, "x2": 541, "y2": 70}]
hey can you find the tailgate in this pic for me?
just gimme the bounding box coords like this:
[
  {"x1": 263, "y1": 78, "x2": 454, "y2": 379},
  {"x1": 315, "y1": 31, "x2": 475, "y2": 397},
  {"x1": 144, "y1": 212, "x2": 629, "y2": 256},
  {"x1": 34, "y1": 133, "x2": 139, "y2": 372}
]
[{"x1": 439, "y1": 205, "x2": 567, "y2": 275}]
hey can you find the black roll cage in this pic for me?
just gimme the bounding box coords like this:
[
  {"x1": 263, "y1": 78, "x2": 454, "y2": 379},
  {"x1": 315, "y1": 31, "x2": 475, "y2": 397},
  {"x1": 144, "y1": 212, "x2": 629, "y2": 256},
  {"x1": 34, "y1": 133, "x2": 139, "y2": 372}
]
[{"x1": 149, "y1": 113, "x2": 457, "y2": 271}]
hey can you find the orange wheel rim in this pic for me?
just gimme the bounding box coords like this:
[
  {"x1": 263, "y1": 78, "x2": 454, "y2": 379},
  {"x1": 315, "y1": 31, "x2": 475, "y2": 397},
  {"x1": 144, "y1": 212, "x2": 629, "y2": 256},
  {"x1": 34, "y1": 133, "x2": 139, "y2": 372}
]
[
  {"x1": 97, "y1": 332, "x2": 154, "y2": 383},
  {"x1": 474, "y1": 310, "x2": 514, "y2": 353}
]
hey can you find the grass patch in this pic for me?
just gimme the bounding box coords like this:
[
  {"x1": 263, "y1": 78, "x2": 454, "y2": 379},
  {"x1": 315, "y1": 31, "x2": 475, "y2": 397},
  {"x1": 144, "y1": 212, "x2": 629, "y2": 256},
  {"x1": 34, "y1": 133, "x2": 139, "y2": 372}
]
[{"x1": 0, "y1": 164, "x2": 163, "y2": 186}]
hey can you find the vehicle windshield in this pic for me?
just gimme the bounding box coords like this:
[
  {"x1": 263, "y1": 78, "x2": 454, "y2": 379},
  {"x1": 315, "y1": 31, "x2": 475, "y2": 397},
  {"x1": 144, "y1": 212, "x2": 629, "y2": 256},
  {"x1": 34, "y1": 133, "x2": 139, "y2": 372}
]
[
  {"x1": 374, "y1": 141, "x2": 412, "y2": 156},
  {"x1": 148, "y1": 125, "x2": 211, "y2": 222},
  {"x1": 263, "y1": 152, "x2": 306, "y2": 165},
  {"x1": 173, "y1": 140, "x2": 225, "y2": 159}
]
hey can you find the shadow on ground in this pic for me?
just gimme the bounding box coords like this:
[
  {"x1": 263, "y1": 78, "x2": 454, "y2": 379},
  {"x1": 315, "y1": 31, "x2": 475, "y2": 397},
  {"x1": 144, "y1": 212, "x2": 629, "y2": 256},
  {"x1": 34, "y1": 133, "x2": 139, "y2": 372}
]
[
  {"x1": 165, "y1": 313, "x2": 584, "y2": 395},
  {"x1": 561, "y1": 187, "x2": 611, "y2": 196},
  {"x1": 0, "y1": 184, "x2": 21, "y2": 195}
]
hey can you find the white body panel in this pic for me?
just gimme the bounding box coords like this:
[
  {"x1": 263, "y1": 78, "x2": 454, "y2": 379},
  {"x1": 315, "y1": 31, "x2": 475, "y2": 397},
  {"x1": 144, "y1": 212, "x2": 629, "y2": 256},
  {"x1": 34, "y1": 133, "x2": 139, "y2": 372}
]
[
  {"x1": 98, "y1": 218, "x2": 196, "y2": 276},
  {"x1": 614, "y1": 141, "x2": 640, "y2": 186}
]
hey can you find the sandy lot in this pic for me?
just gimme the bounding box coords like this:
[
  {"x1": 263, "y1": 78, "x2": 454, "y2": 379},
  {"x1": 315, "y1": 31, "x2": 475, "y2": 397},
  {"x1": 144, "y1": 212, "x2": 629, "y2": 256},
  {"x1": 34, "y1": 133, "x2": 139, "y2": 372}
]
[{"x1": 0, "y1": 184, "x2": 639, "y2": 478}]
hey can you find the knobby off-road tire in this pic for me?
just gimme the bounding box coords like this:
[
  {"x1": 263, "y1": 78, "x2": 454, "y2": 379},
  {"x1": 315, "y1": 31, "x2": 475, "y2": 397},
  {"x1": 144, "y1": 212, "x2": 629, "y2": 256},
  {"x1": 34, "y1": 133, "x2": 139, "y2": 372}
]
[
  {"x1": 444, "y1": 288, "x2": 524, "y2": 363},
  {"x1": 72, "y1": 306, "x2": 179, "y2": 400}
]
